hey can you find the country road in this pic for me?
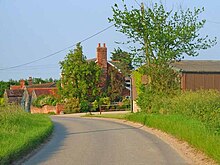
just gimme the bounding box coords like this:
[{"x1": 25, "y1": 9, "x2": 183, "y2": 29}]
[{"x1": 23, "y1": 116, "x2": 188, "y2": 165}]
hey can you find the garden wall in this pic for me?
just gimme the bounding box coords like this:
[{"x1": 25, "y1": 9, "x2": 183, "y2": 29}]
[{"x1": 31, "y1": 104, "x2": 64, "y2": 114}]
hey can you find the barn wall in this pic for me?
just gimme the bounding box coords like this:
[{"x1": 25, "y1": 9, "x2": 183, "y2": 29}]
[{"x1": 182, "y1": 73, "x2": 220, "y2": 91}]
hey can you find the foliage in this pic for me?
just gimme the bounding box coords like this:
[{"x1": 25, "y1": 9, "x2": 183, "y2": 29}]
[
  {"x1": 0, "y1": 104, "x2": 53, "y2": 164},
  {"x1": 63, "y1": 98, "x2": 80, "y2": 114},
  {"x1": 109, "y1": 1, "x2": 216, "y2": 98},
  {"x1": 32, "y1": 77, "x2": 55, "y2": 84},
  {"x1": 106, "y1": 66, "x2": 124, "y2": 102},
  {"x1": 111, "y1": 47, "x2": 133, "y2": 76},
  {"x1": 109, "y1": 1, "x2": 216, "y2": 66},
  {"x1": 91, "y1": 100, "x2": 99, "y2": 112},
  {"x1": 99, "y1": 97, "x2": 111, "y2": 106},
  {"x1": 121, "y1": 98, "x2": 130, "y2": 109},
  {"x1": 80, "y1": 100, "x2": 90, "y2": 113},
  {"x1": 0, "y1": 98, "x2": 6, "y2": 107},
  {"x1": 168, "y1": 90, "x2": 220, "y2": 134},
  {"x1": 59, "y1": 43, "x2": 101, "y2": 112},
  {"x1": 0, "y1": 81, "x2": 10, "y2": 97},
  {"x1": 137, "y1": 89, "x2": 220, "y2": 134},
  {"x1": 32, "y1": 95, "x2": 58, "y2": 108}
]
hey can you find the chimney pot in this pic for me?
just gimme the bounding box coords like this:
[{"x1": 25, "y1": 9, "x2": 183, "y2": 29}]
[
  {"x1": 103, "y1": 43, "x2": 106, "y2": 47},
  {"x1": 98, "y1": 43, "x2": 101, "y2": 47}
]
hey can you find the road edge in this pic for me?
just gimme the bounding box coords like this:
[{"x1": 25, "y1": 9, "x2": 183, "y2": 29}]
[{"x1": 84, "y1": 117, "x2": 217, "y2": 165}]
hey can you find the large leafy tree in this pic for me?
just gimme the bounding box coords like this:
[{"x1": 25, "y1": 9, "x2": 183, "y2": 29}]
[
  {"x1": 59, "y1": 43, "x2": 101, "y2": 105},
  {"x1": 111, "y1": 47, "x2": 133, "y2": 76},
  {"x1": 109, "y1": 1, "x2": 216, "y2": 84}
]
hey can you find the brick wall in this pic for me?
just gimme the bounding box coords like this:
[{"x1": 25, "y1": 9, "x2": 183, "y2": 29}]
[
  {"x1": 97, "y1": 43, "x2": 108, "y2": 88},
  {"x1": 31, "y1": 104, "x2": 64, "y2": 114}
]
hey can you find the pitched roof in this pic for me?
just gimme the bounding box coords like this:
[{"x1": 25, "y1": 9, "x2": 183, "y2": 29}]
[
  {"x1": 27, "y1": 82, "x2": 56, "y2": 88},
  {"x1": 34, "y1": 89, "x2": 55, "y2": 96},
  {"x1": 5, "y1": 89, "x2": 24, "y2": 97},
  {"x1": 33, "y1": 88, "x2": 58, "y2": 97},
  {"x1": 171, "y1": 60, "x2": 220, "y2": 73}
]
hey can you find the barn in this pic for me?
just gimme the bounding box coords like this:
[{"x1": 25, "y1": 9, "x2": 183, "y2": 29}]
[{"x1": 171, "y1": 60, "x2": 220, "y2": 91}]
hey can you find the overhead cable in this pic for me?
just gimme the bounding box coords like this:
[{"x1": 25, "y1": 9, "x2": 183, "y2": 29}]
[{"x1": 0, "y1": 24, "x2": 114, "y2": 71}]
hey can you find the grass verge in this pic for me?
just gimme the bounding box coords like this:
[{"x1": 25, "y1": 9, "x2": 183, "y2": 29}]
[
  {"x1": 83, "y1": 112, "x2": 220, "y2": 164},
  {"x1": 0, "y1": 105, "x2": 53, "y2": 164}
]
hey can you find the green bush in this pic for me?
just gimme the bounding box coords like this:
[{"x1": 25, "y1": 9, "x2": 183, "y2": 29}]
[
  {"x1": 0, "y1": 98, "x2": 6, "y2": 107},
  {"x1": 137, "y1": 89, "x2": 220, "y2": 134},
  {"x1": 168, "y1": 90, "x2": 220, "y2": 134},
  {"x1": 80, "y1": 100, "x2": 90, "y2": 113},
  {"x1": 64, "y1": 98, "x2": 80, "y2": 114},
  {"x1": 91, "y1": 100, "x2": 99, "y2": 111},
  {"x1": 32, "y1": 95, "x2": 58, "y2": 108}
]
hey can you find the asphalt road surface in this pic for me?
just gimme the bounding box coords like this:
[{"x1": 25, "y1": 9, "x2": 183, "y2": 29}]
[{"x1": 23, "y1": 116, "x2": 188, "y2": 165}]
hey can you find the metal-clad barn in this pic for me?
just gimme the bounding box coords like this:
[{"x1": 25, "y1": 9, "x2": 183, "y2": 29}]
[{"x1": 171, "y1": 60, "x2": 220, "y2": 91}]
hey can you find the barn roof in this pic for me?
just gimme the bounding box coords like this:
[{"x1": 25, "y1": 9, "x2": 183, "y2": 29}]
[{"x1": 171, "y1": 60, "x2": 220, "y2": 73}]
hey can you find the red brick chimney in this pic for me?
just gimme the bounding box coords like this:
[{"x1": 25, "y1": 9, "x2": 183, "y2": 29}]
[
  {"x1": 20, "y1": 79, "x2": 25, "y2": 89},
  {"x1": 96, "y1": 43, "x2": 108, "y2": 88},
  {"x1": 97, "y1": 43, "x2": 107, "y2": 69}
]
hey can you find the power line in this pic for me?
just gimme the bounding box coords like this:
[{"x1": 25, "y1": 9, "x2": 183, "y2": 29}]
[
  {"x1": 0, "y1": 24, "x2": 114, "y2": 71},
  {"x1": 134, "y1": 0, "x2": 141, "y2": 7}
]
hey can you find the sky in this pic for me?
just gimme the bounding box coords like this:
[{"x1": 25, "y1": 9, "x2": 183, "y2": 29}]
[{"x1": 0, "y1": 0, "x2": 220, "y2": 81}]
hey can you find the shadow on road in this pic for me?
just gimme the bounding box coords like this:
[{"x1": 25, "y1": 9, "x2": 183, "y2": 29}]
[
  {"x1": 67, "y1": 126, "x2": 143, "y2": 136},
  {"x1": 23, "y1": 120, "x2": 68, "y2": 165}
]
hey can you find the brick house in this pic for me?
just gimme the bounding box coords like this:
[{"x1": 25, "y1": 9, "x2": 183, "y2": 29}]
[
  {"x1": 4, "y1": 77, "x2": 58, "y2": 112},
  {"x1": 23, "y1": 79, "x2": 57, "y2": 112},
  {"x1": 4, "y1": 79, "x2": 26, "y2": 104},
  {"x1": 89, "y1": 43, "x2": 130, "y2": 99}
]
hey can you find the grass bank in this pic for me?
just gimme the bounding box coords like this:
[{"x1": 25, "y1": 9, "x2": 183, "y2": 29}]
[
  {"x1": 0, "y1": 105, "x2": 53, "y2": 164},
  {"x1": 84, "y1": 113, "x2": 220, "y2": 163}
]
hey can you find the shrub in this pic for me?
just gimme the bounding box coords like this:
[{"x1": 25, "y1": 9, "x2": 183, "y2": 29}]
[
  {"x1": 0, "y1": 98, "x2": 6, "y2": 107},
  {"x1": 91, "y1": 100, "x2": 99, "y2": 111},
  {"x1": 121, "y1": 98, "x2": 130, "y2": 110},
  {"x1": 168, "y1": 90, "x2": 220, "y2": 134},
  {"x1": 63, "y1": 98, "x2": 80, "y2": 114},
  {"x1": 99, "y1": 97, "x2": 111, "y2": 111},
  {"x1": 80, "y1": 100, "x2": 90, "y2": 113},
  {"x1": 137, "y1": 89, "x2": 220, "y2": 134},
  {"x1": 32, "y1": 95, "x2": 58, "y2": 108}
]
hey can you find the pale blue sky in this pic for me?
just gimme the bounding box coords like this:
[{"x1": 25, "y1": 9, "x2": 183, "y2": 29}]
[{"x1": 0, "y1": 0, "x2": 220, "y2": 81}]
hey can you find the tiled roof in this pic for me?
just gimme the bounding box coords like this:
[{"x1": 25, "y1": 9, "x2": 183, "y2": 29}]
[
  {"x1": 5, "y1": 89, "x2": 24, "y2": 97},
  {"x1": 171, "y1": 60, "x2": 220, "y2": 73},
  {"x1": 27, "y1": 82, "x2": 56, "y2": 88},
  {"x1": 33, "y1": 89, "x2": 58, "y2": 97}
]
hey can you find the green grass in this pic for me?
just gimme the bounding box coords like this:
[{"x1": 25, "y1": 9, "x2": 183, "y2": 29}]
[
  {"x1": 85, "y1": 112, "x2": 220, "y2": 164},
  {"x1": 0, "y1": 105, "x2": 53, "y2": 164}
]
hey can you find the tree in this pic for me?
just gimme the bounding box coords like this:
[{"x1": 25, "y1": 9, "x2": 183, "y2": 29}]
[
  {"x1": 111, "y1": 47, "x2": 133, "y2": 76},
  {"x1": 0, "y1": 81, "x2": 9, "y2": 97},
  {"x1": 109, "y1": 1, "x2": 216, "y2": 85},
  {"x1": 59, "y1": 43, "x2": 101, "y2": 111}
]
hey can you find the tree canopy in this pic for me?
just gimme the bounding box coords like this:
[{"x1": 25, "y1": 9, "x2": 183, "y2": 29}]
[
  {"x1": 109, "y1": 1, "x2": 216, "y2": 67},
  {"x1": 109, "y1": 1, "x2": 216, "y2": 87},
  {"x1": 111, "y1": 47, "x2": 133, "y2": 76},
  {"x1": 59, "y1": 43, "x2": 101, "y2": 105}
]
